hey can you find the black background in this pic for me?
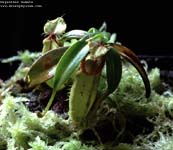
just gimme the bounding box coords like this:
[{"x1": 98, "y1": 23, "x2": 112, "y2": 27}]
[{"x1": 0, "y1": 1, "x2": 173, "y2": 79}]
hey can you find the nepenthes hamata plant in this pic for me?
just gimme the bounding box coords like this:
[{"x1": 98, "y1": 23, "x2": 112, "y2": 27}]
[{"x1": 25, "y1": 17, "x2": 151, "y2": 141}]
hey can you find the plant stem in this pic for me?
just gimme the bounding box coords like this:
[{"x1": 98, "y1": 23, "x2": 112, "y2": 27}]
[{"x1": 42, "y1": 90, "x2": 56, "y2": 116}]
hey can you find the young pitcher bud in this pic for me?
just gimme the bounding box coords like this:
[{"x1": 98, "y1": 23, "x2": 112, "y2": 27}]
[
  {"x1": 42, "y1": 36, "x2": 59, "y2": 53},
  {"x1": 43, "y1": 17, "x2": 67, "y2": 35}
]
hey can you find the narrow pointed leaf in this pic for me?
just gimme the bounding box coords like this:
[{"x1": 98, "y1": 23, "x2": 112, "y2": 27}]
[
  {"x1": 43, "y1": 34, "x2": 94, "y2": 115},
  {"x1": 106, "y1": 48, "x2": 122, "y2": 94},
  {"x1": 88, "y1": 28, "x2": 100, "y2": 35},
  {"x1": 112, "y1": 44, "x2": 151, "y2": 98},
  {"x1": 61, "y1": 30, "x2": 87, "y2": 40},
  {"x1": 99, "y1": 22, "x2": 107, "y2": 31},
  {"x1": 26, "y1": 47, "x2": 68, "y2": 88},
  {"x1": 87, "y1": 49, "x2": 122, "y2": 121},
  {"x1": 108, "y1": 33, "x2": 117, "y2": 44},
  {"x1": 53, "y1": 37, "x2": 90, "y2": 92}
]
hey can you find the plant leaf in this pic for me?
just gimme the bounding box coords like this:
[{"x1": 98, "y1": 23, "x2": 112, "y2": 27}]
[
  {"x1": 86, "y1": 49, "x2": 122, "y2": 122},
  {"x1": 53, "y1": 38, "x2": 90, "y2": 91},
  {"x1": 112, "y1": 44, "x2": 151, "y2": 98},
  {"x1": 61, "y1": 30, "x2": 87, "y2": 40},
  {"x1": 99, "y1": 22, "x2": 107, "y2": 31},
  {"x1": 108, "y1": 33, "x2": 117, "y2": 43},
  {"x1": 26, "y1": 47, "x2": 68, "y2": 88},
  {"x1": 43, "y1": 37, "x2": 90, "y2": 115},
  {"x1": 106, "y1": 48, "x2": 122, "y2": 94}
]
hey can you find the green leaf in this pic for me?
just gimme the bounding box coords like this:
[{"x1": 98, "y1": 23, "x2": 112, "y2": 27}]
[
  {"x1": 43, "y1": 36, "x2": 90, "y2": 115},
  {"x1": 89, "y1": 32, "x2": 110, "y2": 43},
  {"x1": 87, "y1": 48, "x2": 122, "y2": 121},
  {"x1": 26, "y1": 47, "x2": 68, "y2": 88},
  {"x1": 87, "y1": 48, "x2": 122, "y2": 122},
  {"x1": 108, "y1": 33, "x2": 117, "y2": 43},
  {"x1": 61, "y1": 30, "x2": 87, "y2": 40},
  {"x1": 106, "y1": 48, "x2": 122, "y2": 94},
  {"x1": 113, "y1": 44, "x2": 151, "y2": 98},
  {"x1": 99, "y1": 22, "x2": 107, "y2": 31},
  {"x1": 53, "y1": 38, "x2": 89, "y2": 91},
  {"x1": 88, "y1": 27, "x2": 99, "y2": 33}
]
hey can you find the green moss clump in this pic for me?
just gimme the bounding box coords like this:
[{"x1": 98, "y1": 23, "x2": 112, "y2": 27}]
[
  {"x1": 142, "y1": 133, "x2": 173, "y2": 150},
  {"x1": 1, "y1": 52, "x2": 173, "y2": 149}
]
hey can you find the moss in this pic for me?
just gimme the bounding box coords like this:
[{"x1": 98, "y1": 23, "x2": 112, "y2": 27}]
[
  {"x1": 114, "y1": 143, "x2": 140, "y2": 150},
  {"x1": 1, "y1": 52, "x2": 173, "y2": 149},
  {"x1": 0, "y1": 95, "x2": 71, "y2": 149},
  {"x1": 1, "y1": 50, "x2": 40, "y2": 65},
  {"x1": 144, "y1": 133, "x2": 173, "y2": 150}
]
